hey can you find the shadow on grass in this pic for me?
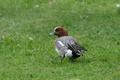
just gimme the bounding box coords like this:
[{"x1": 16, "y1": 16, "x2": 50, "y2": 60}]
[
  {"x1": 48, "y1": 54, "x2": 92, "y2": 65},
  {"x1": 71, "y1": 56, "x2": 91, "y2": 64}
]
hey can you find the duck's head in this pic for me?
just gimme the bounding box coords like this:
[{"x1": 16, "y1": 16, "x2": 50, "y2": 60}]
[{"x1": 50, "y1": 26, "x2": 68, "y2": 37}]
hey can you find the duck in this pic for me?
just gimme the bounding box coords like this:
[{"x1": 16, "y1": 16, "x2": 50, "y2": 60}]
[{"x1": 50, "y1": 26, "x2": 87, "y2": 62}]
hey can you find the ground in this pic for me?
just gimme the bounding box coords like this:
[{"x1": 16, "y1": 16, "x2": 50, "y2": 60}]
[{"x1": 0, "y1": 0, "x2": 120, "y2": 80}]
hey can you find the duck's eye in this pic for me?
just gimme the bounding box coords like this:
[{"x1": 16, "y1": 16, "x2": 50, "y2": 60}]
[{"x1": 55, "y1": 28, "x2": 60, "y2": 32}]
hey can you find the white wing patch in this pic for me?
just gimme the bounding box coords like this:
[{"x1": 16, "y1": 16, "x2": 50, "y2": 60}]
[{"x1": 57, "y1": 41, "x2": 65, "y2": 46}]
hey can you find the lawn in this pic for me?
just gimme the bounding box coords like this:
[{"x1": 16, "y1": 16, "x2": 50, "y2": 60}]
[{"x1": 0, "y1": 0, "x2": 120, "y2": 80}]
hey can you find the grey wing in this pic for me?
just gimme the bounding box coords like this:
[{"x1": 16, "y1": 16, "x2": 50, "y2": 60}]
[
  {"x1": 68, "y1": 42, "x2": 87, "y2": 52},
  {"x1": 67, "y1": 38, "x2": 87, "y2": 57},
  {"x1": 55, "y1": 41, "x2": 68, "y2": 57}
]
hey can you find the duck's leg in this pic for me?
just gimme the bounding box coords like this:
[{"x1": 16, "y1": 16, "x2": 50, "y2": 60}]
[{"x1": 60, "y1": 55, "x2": 65, "y2": 63}]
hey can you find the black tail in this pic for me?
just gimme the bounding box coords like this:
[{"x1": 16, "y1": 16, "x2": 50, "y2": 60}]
[
  {"x1": 67, "y1": 43, "x2": 87, "y2": 59},
  {"x1": 79, "y1": 46, "x2": 87, "y2": 51}
]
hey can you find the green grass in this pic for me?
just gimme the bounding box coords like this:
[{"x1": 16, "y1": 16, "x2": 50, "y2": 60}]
[{"x1": 0, "y1": 0, "x2": 120, "y2": 80}]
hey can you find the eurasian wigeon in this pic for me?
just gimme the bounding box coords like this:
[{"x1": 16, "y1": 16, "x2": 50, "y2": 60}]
[{"x1": 50, "y1": 26, "x2": 87, "y2": 62}]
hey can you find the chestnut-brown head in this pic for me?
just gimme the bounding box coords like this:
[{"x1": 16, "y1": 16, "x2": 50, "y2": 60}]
[{"x1": 53, "y1": 26, "x2": 68, "y2": 37}]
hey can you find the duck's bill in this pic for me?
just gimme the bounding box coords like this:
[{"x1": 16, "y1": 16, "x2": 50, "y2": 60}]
[{"x1": 49, "y1": 32, "x2": 54, "y2": 36}]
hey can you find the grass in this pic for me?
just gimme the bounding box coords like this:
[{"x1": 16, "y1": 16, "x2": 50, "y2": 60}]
[{"x1": 0, "y1": 0, "x2": 120, "y2": 80}]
